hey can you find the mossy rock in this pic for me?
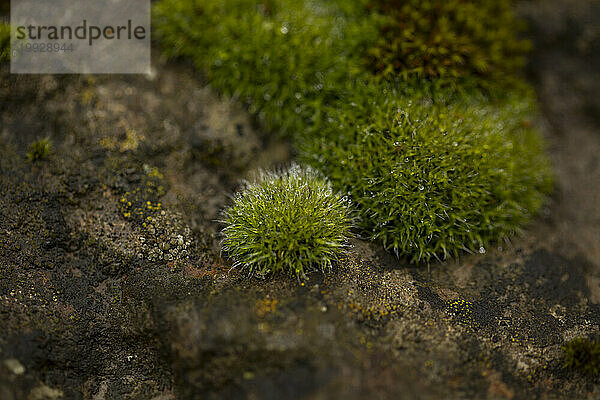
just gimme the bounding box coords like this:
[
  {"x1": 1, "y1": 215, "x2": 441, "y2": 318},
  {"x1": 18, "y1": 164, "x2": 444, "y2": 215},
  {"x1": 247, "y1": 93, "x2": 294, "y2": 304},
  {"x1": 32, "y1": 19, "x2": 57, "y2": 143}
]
[{"x1": 154, "y1": 0, "x2": 552, "y2": 263}]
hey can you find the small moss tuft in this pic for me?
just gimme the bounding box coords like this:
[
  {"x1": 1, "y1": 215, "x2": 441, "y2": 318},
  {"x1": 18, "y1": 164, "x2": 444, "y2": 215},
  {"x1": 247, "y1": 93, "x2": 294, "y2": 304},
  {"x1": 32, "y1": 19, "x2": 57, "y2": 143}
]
[
  {"x1": 221, "y1": 165, "x2": 353, "y2": 279},
  {"x1": 563, "y1": 338, "x2": 600, "y2": 377},
  {"x1": 26, "y1": 137, "x2": 52, "y2": 162}
]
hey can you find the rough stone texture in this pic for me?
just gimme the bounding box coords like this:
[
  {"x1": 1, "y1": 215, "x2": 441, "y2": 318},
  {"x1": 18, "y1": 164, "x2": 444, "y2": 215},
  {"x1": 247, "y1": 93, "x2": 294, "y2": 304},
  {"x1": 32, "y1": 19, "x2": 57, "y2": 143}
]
[{"x1": 1, "y1": 1, "x2": 599, "y2": 399}]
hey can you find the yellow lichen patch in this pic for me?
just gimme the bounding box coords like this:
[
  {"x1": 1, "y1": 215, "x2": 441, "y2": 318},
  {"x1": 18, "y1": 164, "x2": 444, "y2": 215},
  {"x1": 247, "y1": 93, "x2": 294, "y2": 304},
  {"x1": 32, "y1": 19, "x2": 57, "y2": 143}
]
[
  {"x1": 121, "y1": 193, "x2": 162, "y2": 222},
  {"x1": 100, "y1": 136, "x2": 118, "y2": 151},
  {"x1": 116, "y1": 165, "x2": 191, "y2": 263},
  {"x1": 445, "y1": 298, "x2": 479, "y2": 333},
  {"x1": 345, "y1": 300, "x2": 401, "y2": 321},
  {"x1": 99, "y1": 129, "x2": 146, "y2": 152},
  {"x1": 144, "y1": 165, "x2": 164, "y2": 179},
  {"x1": 80, "y1": 88, "x2": 96, "y2": 106},
  {"x1": 120, "y1": 129, "x2": 145, "y2": 152},
  {"x1": 445, "y1": 299, "x2": 474, "y2": 318},
  {"x1": 255, "y1": 297, "x2": 278, "y2": 318},
  {"x1": 119, "y1": 167, "x2": 165, "y2": 224}
]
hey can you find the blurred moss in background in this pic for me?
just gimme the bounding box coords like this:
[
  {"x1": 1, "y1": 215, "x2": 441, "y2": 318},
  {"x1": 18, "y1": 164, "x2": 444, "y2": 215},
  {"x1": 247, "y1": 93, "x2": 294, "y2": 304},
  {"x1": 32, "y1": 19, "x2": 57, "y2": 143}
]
[
  {"x1": 153, "y1": 0, "x2": 553, "y2": 263},
  {"x1": 365, "y1": 0, "x2": 531, "y2": 86},
  {"x1": 154, "y1": 0, "x2": 378, "y2": 137}
]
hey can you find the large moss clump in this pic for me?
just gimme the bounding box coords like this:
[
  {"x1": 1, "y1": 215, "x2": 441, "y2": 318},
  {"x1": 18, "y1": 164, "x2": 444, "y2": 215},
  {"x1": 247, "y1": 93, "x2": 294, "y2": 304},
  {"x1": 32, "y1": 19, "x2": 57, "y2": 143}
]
[
  {"x1": 299, "y1": 84, "x2": 552, "y2": 261},
  {"x1": 365, "y1": 0, "x2": 531, "y2": 83},
  {"x1": 154, "y1": 0, "x2": 553, "y2": 263}
]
